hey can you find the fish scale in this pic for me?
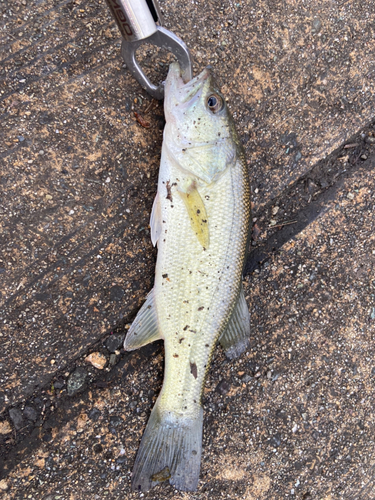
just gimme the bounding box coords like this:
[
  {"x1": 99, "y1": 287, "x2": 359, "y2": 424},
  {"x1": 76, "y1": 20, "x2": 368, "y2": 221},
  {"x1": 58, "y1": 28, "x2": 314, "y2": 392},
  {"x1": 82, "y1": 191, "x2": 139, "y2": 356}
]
[{"x1": 156, "y1": 158, "x2": 248, "y2": 412}]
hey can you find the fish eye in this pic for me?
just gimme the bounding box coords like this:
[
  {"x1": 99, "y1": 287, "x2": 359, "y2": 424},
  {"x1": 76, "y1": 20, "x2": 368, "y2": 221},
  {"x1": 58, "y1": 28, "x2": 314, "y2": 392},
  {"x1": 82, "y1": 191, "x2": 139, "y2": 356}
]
[{"x1": 207, "y1": 94, "x2": 224, "y2": 113}]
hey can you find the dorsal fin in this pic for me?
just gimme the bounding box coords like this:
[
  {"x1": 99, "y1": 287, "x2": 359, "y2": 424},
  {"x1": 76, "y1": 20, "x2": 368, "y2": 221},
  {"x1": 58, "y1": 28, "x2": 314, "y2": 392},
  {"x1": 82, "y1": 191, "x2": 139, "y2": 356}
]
[{"x1": 150, "y1": 192, "x2": 162, "y2": 247}]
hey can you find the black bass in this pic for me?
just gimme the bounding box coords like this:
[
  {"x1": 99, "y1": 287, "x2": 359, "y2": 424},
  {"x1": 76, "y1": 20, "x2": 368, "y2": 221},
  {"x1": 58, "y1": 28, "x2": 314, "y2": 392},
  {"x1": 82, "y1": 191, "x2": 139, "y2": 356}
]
[{"x1": 124, "y1": 62, "x2": 252, "y2": 491}]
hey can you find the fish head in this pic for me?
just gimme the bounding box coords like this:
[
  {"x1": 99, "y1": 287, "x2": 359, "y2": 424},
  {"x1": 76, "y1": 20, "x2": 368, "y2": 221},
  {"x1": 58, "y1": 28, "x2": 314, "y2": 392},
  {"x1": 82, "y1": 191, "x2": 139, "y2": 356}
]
[{"x1": 164, "y1": 63, "x2": 240, "y2": 184}]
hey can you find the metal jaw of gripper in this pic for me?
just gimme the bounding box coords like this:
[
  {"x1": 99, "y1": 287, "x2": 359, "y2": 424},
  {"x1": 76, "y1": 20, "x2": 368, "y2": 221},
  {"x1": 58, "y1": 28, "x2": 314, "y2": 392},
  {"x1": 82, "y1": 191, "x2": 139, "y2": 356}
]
[{"x1": 105, "y1": 0, "x2": 193, "y2": 99}]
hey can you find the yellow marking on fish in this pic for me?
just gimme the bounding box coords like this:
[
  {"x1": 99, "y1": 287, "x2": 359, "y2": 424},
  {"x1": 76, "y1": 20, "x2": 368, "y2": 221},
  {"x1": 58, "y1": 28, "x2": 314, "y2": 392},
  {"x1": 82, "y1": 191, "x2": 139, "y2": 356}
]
[{"x1": 178, "y1": 184, "x2": 209, "y2": 249}]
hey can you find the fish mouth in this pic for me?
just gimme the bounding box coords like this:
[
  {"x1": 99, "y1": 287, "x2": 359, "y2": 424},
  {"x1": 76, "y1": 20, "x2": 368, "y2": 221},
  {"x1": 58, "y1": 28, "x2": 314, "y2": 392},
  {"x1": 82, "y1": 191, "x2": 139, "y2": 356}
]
[{"x1": 167, "y1": 63, "x2": 211, "y2": 104}]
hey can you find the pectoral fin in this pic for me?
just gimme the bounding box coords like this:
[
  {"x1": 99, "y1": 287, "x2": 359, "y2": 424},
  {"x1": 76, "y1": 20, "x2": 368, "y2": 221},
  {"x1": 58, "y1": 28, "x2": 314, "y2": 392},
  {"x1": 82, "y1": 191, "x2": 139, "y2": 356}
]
[
  {"x1": 219, "y1": 284, "x2": 250, "y2": 359},
  {"x1": 124, "y1": 289, "x2": 162, "y2": 350},
  {"x1": 178, "y1": 185, "x2": 209, "y2": 249}
]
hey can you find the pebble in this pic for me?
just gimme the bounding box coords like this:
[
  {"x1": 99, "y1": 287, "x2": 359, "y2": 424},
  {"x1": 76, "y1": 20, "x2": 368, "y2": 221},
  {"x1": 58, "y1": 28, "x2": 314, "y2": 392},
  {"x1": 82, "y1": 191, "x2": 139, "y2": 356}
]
[
  {"x1": 67, "y1": 367, "x2": 88, "y2": 396},
  {"x1": 88, "y1": 408, "x2": 101, "y2": 422},
  {"x1": 85, "y1": 352, "x2": 107, "y2": 370},
  {"x1": 271, "y1": 206, "x2": 279, "y2": 215},
  {"x1": 93, "y1": 443, "x2": 103, "y2": 454},
  {"x1": 269, "y1": 433, "x2": 281, "y2": 447},
  {"x1": 109, "y1": 415, "x2": 123, "y2": 427},
  {"x1": 23, "y1": 406, "x2": 38, "y2": 422},
  {"x1": 347, "y1": 192, "x2": 355, "y2": 200},
  {"x1": 0, "y1": 480, "x2": 9, "y2": 491},
  {"x1": 109, "y1": 353, "x2": 119, "y2": 366},
  {"x1": 365, "y1": 136, "x2": 375, "y2": 144},
  {"x1": 216, "y1": 379, "x2": 231, "y2": 395},
  {"x1": 105, "y1": 332, "x2": 125, "y2": 352},
  {"x1": 53, "y1": 379, "x2": 65, "y2": 390},
  {"x1": 0, "y1": 421, "x2": 12, "y2": 434},
  {"x1": 9, "y1": 408, "x2": 24, "y2": 430},
  {"x1": 109, "y1": 285, "x2": 124, "y2": 302},
  {"x1": 312, "y1": 18, "x2": 322, "y2": 32}
]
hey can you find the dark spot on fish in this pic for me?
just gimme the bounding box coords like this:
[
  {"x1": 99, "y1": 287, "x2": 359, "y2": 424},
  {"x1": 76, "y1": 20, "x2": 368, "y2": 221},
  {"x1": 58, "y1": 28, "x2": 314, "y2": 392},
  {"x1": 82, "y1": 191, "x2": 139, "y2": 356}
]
[
  {"x1": 183, "y1": 325, "x2": 189, "y2": 331},
  {"x1": 202, "y1": 219, "x2": 207, "y2": 223},
  {"x1": 192, "y1": 450, "x2": 197, "y2": 455},
  {"x1": 173, "y1": 354, "x2": 179, "y2": 358},
  {"x1": 197, "y1": 209, "x2": 201, "y2": 214},
  {"x1": 166, "y1": 181, "x2": 173, "y2": 202},
  {"x1": 151, "y1": 466, "x2": 171, "y2": 483},
  {"x1": 198, "y1": 306, "x2": 204, "y2": 311},
  {"x1": 179, "y1": 338, "x2": 185, "y2": 343},
  {"x1": 205, "y1": 344, "x2": 209, "y2": 347},
  {"x1": 190, "y1": 362, "x2": 198, "y2": 379}
]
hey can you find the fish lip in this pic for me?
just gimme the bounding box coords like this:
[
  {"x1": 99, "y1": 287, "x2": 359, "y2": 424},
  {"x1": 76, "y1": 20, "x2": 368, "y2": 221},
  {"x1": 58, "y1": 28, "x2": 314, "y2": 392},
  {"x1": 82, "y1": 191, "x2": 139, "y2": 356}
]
[{"x1": 169, "y1": 64, "x2": 211, "y2": 104}]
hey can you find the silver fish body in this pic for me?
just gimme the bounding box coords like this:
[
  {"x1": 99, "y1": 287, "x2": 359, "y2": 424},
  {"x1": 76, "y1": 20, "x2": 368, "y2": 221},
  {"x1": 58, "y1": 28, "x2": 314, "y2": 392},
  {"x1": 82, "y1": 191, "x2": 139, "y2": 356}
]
[{"x1": 124, "y1": 62, "x2": 252, "y2": 492}]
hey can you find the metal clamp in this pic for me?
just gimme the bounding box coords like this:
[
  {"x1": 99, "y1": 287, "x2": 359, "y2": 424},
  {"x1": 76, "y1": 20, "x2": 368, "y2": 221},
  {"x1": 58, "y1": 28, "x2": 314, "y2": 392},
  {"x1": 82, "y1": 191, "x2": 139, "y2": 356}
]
[{"x1": 105, "y1": 0, "x2": 192, "y2": 99}]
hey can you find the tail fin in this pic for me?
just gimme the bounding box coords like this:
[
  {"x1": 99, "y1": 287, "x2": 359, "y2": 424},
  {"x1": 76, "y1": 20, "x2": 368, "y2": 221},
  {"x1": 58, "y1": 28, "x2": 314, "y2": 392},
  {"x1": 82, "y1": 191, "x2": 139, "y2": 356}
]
[{"x1": 131, "y1": 399, "x2": 203, "y2": 492}]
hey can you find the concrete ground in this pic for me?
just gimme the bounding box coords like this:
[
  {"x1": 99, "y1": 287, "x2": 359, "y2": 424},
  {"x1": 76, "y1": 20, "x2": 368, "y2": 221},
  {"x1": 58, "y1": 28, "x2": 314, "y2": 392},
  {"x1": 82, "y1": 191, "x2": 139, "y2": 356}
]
[{"x1": 0, "y1": 0, "x2": 375, "y2": 498}]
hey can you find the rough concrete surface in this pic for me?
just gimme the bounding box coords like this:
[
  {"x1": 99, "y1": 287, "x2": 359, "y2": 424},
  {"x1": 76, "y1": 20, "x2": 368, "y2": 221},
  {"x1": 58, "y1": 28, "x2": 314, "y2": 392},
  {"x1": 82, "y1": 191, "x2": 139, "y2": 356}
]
[{"x1": 0, "y1": 0, "x2": 375, "y2": 498}]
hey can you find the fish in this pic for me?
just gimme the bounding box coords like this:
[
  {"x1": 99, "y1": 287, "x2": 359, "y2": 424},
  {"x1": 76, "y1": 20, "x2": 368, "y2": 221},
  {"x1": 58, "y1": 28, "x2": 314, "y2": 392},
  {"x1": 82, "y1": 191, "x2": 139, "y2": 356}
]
[{"x1": 124, "y1": 62, "x2": 252, "y2": 492}]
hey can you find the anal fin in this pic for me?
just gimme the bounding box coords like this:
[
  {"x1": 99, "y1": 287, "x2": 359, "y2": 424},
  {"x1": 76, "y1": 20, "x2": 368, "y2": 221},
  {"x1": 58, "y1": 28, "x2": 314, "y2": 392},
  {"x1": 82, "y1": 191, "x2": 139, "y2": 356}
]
[
  {"x1": 219, "y1": 284, "x2": 250, "y2": 359},
  {"x1": 124, "y1": 289, "x2": 162, "y2": 351}
]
